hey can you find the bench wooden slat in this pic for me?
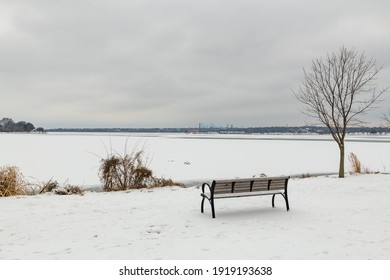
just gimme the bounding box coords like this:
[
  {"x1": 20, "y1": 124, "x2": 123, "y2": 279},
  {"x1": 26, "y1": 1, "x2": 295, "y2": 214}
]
[
  {"x1": 213, "y1": 178, "x2": 287, "y2": 194},
  {"x1": 213, "y1": 176, "x2": 288, "y2": 183},
  {"x1": 215, "y1": 193, "x2": 281, "y2": 199}
]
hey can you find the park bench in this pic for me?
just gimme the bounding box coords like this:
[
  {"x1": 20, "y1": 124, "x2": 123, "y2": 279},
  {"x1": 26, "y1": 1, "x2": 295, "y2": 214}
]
[{"x1": 201, "y1": 176, "x2": 290, "y2": 218}]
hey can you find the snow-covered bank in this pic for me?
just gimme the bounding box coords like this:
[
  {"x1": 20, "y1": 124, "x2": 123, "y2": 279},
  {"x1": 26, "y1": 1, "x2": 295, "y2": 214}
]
[{"x1": 1, "y1": 174, "x2": 389, "y2": 260}]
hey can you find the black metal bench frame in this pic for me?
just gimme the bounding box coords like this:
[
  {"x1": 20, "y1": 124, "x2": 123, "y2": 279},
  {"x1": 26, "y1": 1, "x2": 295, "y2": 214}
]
[{"x1": 201, "y1": 176, "x2": 290, "y2": 218}]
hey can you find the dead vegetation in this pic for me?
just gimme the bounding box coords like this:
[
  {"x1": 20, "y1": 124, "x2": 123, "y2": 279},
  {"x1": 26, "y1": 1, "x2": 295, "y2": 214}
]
[
  {"x1": 349, "y1": 153, "x2": 362, "y2": 173},
  {"x1": 99, "y1": 148, "x2": 183, "y2": 191},
  {"x1": 39, "y1": 179, "x2": 84, "y2": 195},
  {"x1": 348, "y1": 153, "x2": 378, "y2": 174},
  {"x1": 0, "y1": 165, "x2": 84, "y2": 197},
  {"x1": 300, "y1": 173, "x2": 312, "y2": 179},
  {"x1": 0, "y1": 166, "x2": 26, "y2": 197}
]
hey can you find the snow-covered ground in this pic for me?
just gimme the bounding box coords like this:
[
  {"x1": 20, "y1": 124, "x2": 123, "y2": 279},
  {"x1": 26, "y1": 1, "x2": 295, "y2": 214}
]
[
  {"x1": 1, "y1": 174, "x2": 390, "y2": 260},
  {"x1": 0, "y1": 133, "x2": 390, "y2": 259}
]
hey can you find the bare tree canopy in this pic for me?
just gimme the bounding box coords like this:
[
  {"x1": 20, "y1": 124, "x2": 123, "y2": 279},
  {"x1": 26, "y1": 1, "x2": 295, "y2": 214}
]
[{"x1": 294, "y1": 46, "x2": 388, "y2": 178}]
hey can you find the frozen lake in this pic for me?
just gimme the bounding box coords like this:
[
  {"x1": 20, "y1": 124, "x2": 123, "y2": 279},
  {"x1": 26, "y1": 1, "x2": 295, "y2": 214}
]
[{"x1": 1, "y1": 132, "x2": 390, "y2": 187}]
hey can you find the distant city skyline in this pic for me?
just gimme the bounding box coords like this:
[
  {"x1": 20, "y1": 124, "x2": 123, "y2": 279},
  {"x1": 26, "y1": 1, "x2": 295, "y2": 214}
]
[{"x1": 1, "y1": 0, "x2": 390, "y2": 129}]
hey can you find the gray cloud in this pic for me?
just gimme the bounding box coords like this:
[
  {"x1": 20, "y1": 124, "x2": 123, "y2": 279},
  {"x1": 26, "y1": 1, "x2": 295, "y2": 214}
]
[{"x1": 1, "y1": 0, "x2": 390, "y2": 128}]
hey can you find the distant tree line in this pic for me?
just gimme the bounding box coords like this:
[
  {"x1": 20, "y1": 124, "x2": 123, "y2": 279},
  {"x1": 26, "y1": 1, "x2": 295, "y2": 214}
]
[
  {"x1": 0, "y1": 117, "x2": 44, "y2": 133},
  {"x1": 46, "y1": 126, "x2": 390, "y2": 135}
]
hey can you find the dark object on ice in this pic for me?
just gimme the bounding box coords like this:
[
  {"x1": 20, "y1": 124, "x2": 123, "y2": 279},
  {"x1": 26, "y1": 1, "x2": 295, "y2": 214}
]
[{"x1": 201, "y1": 176, "x2": 290, "y2": 218}]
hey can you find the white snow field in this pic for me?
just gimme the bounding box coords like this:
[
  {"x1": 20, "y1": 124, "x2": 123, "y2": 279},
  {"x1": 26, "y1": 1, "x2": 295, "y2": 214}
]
[
  {"x1": 0, "y1": 133, "x2": 390, "y2": 259},
  {"x1": 1, "y1": 132, "x2": 390, "y2": 187}
]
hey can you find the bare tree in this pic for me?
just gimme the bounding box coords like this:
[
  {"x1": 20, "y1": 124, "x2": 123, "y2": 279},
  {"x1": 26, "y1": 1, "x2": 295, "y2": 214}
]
[{"x1": 294, "y1": 47, "x2": 387, "y2": 178}]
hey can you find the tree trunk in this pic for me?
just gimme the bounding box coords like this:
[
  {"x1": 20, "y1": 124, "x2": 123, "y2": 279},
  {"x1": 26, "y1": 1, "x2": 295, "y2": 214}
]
[{"x1": 338, "y1": 143, "x2": 345, "y2": 178}]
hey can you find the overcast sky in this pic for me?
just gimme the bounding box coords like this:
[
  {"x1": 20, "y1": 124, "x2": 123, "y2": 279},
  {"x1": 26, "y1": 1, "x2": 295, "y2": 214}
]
[{"x1": 1, "y1": 0, "x2": 390, "y2": 128}]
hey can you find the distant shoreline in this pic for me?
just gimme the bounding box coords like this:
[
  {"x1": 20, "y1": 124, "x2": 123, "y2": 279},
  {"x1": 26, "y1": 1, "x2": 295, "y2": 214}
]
[
  {"x1": 45, "y1": 125, "x2": 390, "y2": 135},
  {"x1": 26, "y1": 130, "x2": 390, "y2": 144}
]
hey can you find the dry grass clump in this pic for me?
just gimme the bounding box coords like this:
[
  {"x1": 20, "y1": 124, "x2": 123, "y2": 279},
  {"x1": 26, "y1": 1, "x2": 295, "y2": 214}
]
[
  {"x1": 349, "y1": 153, "x2": 362, "y2": 173},
  {"x1": 39, "y1": 179, "x2": 60, "y2": 194},
  {"x1": 300, "y1": 173, "x2": 312, "y2": 179},
  {"x1": 99, "y1": 148, "x2": 183, "y2": 192},
  {"x1": 348, "y1": 152, "x2": 378, "y2": 174},
  {"x1": 53, "y1": 185, "x2": 84, "y2": 195},
  {"x1": 154, "y1": 178, "x2": 184, "y2": 187},
  {"x1": 39, "y1": 179, "x2": 84, "y2": 195},
  {"x1": 0, "y1": 166, "x2": 26, "y2": 197}
]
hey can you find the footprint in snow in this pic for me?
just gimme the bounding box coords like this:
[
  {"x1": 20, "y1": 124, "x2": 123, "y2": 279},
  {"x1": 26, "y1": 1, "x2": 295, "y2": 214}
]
[{"x1": 146, "y1": 229, "x2": 161, "y2": 234}]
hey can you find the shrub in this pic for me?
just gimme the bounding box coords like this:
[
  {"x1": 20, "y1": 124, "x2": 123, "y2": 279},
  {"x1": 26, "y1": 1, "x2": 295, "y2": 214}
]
[
  {"x1": 39, "y1": 179, "x2": 84, "y2": 195},
  {"x1": 154, "y1": 178, "x2": 184, "y2": 188},
  {"x1": 39, "y1": 179, "x2": 61, "y2": 194},
  {"x1": 54, "y1": 185, "x2": 84, "y2": 195},
  {"x1": 0, "y1": 166, "x2": 26, "y2": 197},
  {"x1": 0, "y1": 167, "x2": 84, "y2": 197},
  {"x1": 348, "y1": 152, "x2": 377, "y2": 174},
  {"x1": 99, "y1": 148, "x2": 183, "y2": 191},
  {"x1": 300, "y1": 173, "x2": 311, "y2": 179},
  {"x1": 348, "y1": 153, "x2": 362, "y2": 173}
]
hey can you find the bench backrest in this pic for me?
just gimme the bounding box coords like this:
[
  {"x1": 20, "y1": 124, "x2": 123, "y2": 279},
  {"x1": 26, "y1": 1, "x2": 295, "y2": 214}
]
[{"x1": 212, "y1": 176, "x2": 289, "y2": 195}]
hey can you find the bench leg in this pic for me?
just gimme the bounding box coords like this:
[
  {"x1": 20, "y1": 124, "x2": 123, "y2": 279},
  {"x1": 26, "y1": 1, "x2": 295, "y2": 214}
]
[
  {"x1": 211, "y1": 200, "x2": 216, "y2": 218},
  {"x1": 272, "y1": 194, "x2": 290, "y2": 211},
  {"x1": 201, "y1": 195, "x2": 216, "y2": 218},
  {"x1": 284, "y1": 192, "x2": 290, "y2": 211},
  {"x1": 272, "y1": 194, "x2": 276, "y2": 208}
]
